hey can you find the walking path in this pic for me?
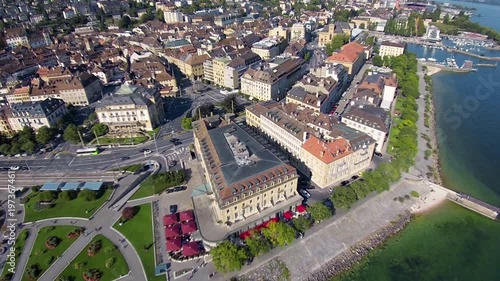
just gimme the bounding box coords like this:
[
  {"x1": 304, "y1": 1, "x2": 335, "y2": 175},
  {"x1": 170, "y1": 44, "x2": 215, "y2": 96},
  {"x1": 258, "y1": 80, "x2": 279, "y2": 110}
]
[{"x1": 10, "y1": 174, "x2": 153, "y2": 281}]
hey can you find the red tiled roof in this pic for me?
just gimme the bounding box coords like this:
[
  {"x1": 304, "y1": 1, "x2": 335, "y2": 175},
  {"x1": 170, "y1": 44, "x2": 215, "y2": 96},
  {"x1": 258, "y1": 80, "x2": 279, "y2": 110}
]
[{"x1": 301, "y1": 135, "x2": 352, "y2": 164}]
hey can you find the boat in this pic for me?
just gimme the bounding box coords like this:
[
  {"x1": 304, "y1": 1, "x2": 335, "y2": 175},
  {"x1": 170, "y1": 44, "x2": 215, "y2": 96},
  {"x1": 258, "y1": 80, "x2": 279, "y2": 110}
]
[{"x1": 428, "y1": 58, "x2": 437, "y2": 62}]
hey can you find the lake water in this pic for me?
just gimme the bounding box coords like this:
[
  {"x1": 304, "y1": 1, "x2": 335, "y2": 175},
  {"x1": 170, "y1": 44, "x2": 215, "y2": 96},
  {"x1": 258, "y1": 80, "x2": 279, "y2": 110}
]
[{"x1": 333, "y1": 2, "x2": 500, "y2": 280}]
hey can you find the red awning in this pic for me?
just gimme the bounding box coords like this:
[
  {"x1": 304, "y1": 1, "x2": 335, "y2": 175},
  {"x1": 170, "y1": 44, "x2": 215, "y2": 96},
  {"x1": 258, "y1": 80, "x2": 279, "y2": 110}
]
[
  {"x1": 181, "y1": 221, "x2": 198, "y2": 234},
  {"x1": 283, "y1": 211, "x2": 293, "y2": 220},
  {"x1": 182, "y1": 241, "x2": 200, "y2": 257},
  {"x1": 240, "y1": 231, "x2": 251, "y2": 240},
  {"x1": 262, "y1": 217, "x2": 279, "y2": 228},
  {"x1": 164, "y1": 224, "x2": 181, "y2": 238},
  {"x1": 297, "y1": 205, "x2": 306, "y2": 213},
  {"x1": 179, "y1": 210, "x2": 195, "y2": 222},
  {"x1": 163, "y1": 214, "x2": 178, "y2": 226},
  {"x1": 166, "y1": 237, "x2": 182, "y2": 252}
]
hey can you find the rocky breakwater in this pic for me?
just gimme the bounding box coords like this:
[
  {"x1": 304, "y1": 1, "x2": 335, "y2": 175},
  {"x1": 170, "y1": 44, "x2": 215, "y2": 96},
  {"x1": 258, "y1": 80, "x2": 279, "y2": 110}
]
[{"x1": 304, "y1": 211, "x2": 413, "y2": 281}]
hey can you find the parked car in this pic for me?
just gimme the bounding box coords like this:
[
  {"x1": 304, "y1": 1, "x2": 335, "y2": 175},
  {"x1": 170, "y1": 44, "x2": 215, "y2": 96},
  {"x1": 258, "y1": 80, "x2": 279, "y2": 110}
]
[
  {"x1": 299, "y1": 189, "x2": 311, "y2": 199},
  {"x1": 10, "y1": 166, "x2": 20, "y2": 171},
  {"x1": 143, "y1": 149, "x2": 152, "y2": 155},
  {"x1": 351, "y1": 175, "x2": 359, "y2": 180},
  {"x1": 120, "y1": 156, "x2": 130, "y2": 161},
  {"x1": 169, "y1": 204, "x2": 178, "y2": 214},
  {"x1": 170, "y1": 138, "x2": 179, "y2": 143},
  {"x1": 340, "y1": 180, "x2": 350, "y2": 186},
  {"x1": 169, "y1": 160, "x2": 177, "y2": 167},
  {"x1": 374, "y1": 152, "x2": 383, "y2": 157},
  {"x1": 172, "y1": 186, "x2": 187, "y2": 192}
]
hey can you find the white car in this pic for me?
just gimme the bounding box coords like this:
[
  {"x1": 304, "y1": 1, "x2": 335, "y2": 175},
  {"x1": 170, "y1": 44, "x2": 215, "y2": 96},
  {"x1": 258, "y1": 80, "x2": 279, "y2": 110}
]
[
  {"x1": 143, "y1": 149, "x2": 152, "y2": 156},
  {"x1": 10, "y1": 166, "x2": 20, "y2": 171}
]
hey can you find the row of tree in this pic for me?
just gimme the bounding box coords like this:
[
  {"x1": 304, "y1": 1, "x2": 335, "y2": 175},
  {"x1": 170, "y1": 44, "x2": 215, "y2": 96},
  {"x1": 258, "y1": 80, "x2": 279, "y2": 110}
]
[
  {"x1": 384, "y1": 13, "x2": 426, "y2": 37},
  {"x1": 331, "y1": 53, "x2": 420, "y2": 209},
  {"x1": 211, "y1": 202, "x2": 334, "y2": 273}
]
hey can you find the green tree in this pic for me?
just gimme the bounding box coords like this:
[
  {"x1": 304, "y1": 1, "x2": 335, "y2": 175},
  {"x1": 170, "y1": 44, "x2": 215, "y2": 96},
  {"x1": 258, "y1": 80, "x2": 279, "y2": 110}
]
[
  {"x1": 325, "y1": 34, "x2": 349, "y2": 55},
  {"x1": 78, "y1": 189, "x2": 98, "y2": 201},
  {"x1": 10, "y1": 142, "x2": 22, "y2": 155},
  {"x1": 155, "y1": 9, "x2": 164, "y2": 22},
  {"x1": 359, "y1": 23, "x2": 365, "y2": 29},
  {"x1": 0, "y1": 143, "x2": 11, "y2": 155},
  {"x1": 36, "y1": 126, "x2": 54, "y2": 145},
  {"x1": 372, "y1": 55, "x2": 383, "y2": 67},
  {"x1": 21, "y1": 140, "x2": 36, "y2": 154},
  {"x1": 245, "y1": 235, "x2": 271, "y2": 257},
  {"x1": 181, "y1": 117, "x2": 193, "y2": 130},
  {"x1": 219, "y1": 94, "x2": 238, "y2": 113},
  {"x1": 261, "y1": 222, "x2": 296, "y2": 247},
  {"x1": 88, "y1": 112, "x2": 97, "y2": 123},
  {"x1": 119, "y1": 15, "x2": 132, "y2": 29},
  {"x1": 92, "y1": 123, "x2": 108, "y2": 137},
  {"x1": 308, "y1": 202, "x2": 333, "y2": 222},
  {"x1": 39, "y1": 191, "x2": 57, "y2": 202},
  {"x1": 211, "y1": 241, "x2": 248, "y2": 273},
  {"x1": 365, "y1": 36, "x2": 375, "y2": 46},
  {"x1": 59, "y1": 190, "x2": 76, "y2": 201},
  {"x1": 291, "y1": 216, "x2": 313, "y2": 233},
  {"x1": 63, "y1": 124, "x2": 81, "y2": 144}
]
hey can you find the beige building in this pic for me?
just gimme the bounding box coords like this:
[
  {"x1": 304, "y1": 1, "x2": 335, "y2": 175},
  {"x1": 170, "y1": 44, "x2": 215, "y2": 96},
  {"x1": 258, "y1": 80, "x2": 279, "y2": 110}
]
[
  {"x1": 95, "y1": 84, "x2": 164, "y2": 134},
  {"x1": 268, "y1": 27, "x2": 290, "y2": 42},
  {"x1": 193, "y1": 119, "x2": 302, "y2": 227},
  {"x1": 327, "y1": 42, "x2": 368, "y2": 76},
  {"x1": 240, "y1": 57, "x2": 306, "y2": 101},
  {"x1": 291, "y1": 23, "x2": 306, "y2": 41},
  {"x1": 251, "y1": 37, "x2": 285, "y2": 60},
  {"x1": 0, "y1": 106, "x2": 13, "y2": 136},
  {"x1": 246, "y1": 102, "x2": 376, "y2": 188},
  {"x1": 4, "y1": 27, "x2": 29, "y2": 49},
  {"x1": 6, "y1": 86, "x2": 31, "y2": 104},
  {"x1": 318, "y1": 24, "x2": 335, "y2": 47},
  {"x1": 7, "y1": 98, "x2": 67, "y2": 132},
  {"x1": 379, "y1": 41, "x2": 406, "y2": 58}
]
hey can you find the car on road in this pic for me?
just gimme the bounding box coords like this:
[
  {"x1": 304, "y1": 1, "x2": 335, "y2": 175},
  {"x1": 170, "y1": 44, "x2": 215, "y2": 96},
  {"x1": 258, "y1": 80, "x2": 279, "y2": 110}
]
[
  {"x1": 169, "y1": 204, "x2": 178, "y2": 213},
  {"x1": 341, "y1": 180, "x2": 350, "y2": 186},
  {"x1": 374, "y1": 152, "x2": 383, "y2": 157},
  {"x1": 298, "y1": 189, "x2": 311, "y2": 199},
  {"x1": 351, "y1": 175, "x2": 359, "y2": 180},
  {"x1": 10, "y1": 166, "x2": 20, "y2": 171},
  {"x1": 169, "y1": 160, "x2": 177, "y2": 167},
  {"x1": 120, "y1": 156, "x2": 130, "y2": 161},
  {"x1": 21, "y1": 166, "x2": 29, "y2": 170},
  {"x1": 143, "y1": 149, "x2": 152, "y2": 155},
  {"x1": 170, "y1": 138, "x2": 179, "y2": 143}
]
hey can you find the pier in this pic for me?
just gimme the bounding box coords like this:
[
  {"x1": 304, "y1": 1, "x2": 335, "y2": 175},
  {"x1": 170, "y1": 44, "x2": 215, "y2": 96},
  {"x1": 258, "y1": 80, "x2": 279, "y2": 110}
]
[
  {"x1": 419, "y1": 61, "x2": 475, "y2": 73},
  {"x1": 476, "y1": 63, "x2": 497, "y2": 67},
  {"x1": 426, "y1": 182, "x2": 500, "y2": 220}
]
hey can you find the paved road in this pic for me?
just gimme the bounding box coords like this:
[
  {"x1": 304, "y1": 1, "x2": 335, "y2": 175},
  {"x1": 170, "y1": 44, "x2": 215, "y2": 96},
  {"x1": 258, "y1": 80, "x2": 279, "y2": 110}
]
[{"x1": 335, "y1": 63, "x2": 371, "y2": 116}]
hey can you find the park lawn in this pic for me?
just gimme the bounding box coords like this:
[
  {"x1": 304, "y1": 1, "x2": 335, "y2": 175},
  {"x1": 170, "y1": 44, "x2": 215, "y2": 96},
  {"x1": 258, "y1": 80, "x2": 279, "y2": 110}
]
[
  {"x1": 0, "y1": 229, "x2": 30, "y2": 279},
  {"x1": 23, "y1": 189, "x2": 113, "y2": 222},
  {"x1": 98, "y1": 136, "x2": 148, "y2": 145},
  {"x1": 22, "y1": 226, "x2": 80, "y2": 281},
  {"x1": 129, "y1": 181, "x2": 155, "y2": 200},
  {"x1": 113, "y1": 204, "x2": 164, "y2": 281},
  {"x1": 112, "y1": 164, "x2": 143, "y2": 173},
  {"x1": 57, "y1": 235, "x2": 129, "y2": 281},
  {"x1": 147, "y1": 128, "x2": 160, "y2": 138}
]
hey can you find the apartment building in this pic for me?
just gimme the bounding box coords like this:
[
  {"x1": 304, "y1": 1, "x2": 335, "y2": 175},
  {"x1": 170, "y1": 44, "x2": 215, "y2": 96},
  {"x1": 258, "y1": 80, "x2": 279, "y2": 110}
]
[
  {"x1": 357, "y1": 73, "x2": 398, "y2": 110},
  {"x1": 240, "y1": 57, "x2": 307, "y2": 101},
  {"x1": 30, "y1": 73, "x2": 102, "y2": 106},
  {"x1": 269, "y1": 26, "x2": 291, "y2": 42},
  {"x1": 7, "y1": 98, "x2": 67, "y2": 132},
  {"x1": 326, "y1": 42, "x2": 368, "y2": 75},
  {"x1": 246, "y1": 102, "x2": 376, "y2": 188},
  {"x1": 291, "y1": 23, "x2": 306, "y2": 40},
  {"x1": 4, "y1": 27, "x2": 29, "y2": 49},
  {"x1": 164, "y1": 10, "x2": 184, "y2": 23},
  {"x1": 6, "y1": 86, "x2": 31, "y2": 104},
  {"x1": 341, "y1": 105, "x2": 390, "y2": 153},
  {"x1": 287, "y1": 74, "x2": 344, "y2": 114},
  {"x1": 0, "y1": 106, "x2": 13, "y2": 136},
  {"x1": 95, "y1": 84, "x2": 164, "y2": 134},
  {"x1": 192, "y1": 120, "x2": 302, "y2": 226},
  {"x1": 379, "y1": 41, "x2": 406, "y2": 58},
  {"x1": 251, "y1": 37, "x2": 286, "y2": 60}
]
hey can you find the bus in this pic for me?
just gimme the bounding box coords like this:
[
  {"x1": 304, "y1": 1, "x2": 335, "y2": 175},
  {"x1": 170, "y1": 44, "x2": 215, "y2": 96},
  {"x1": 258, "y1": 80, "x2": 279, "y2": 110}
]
[{"x1": 76, "y1": 147, "x2": 101, "y2": 156}]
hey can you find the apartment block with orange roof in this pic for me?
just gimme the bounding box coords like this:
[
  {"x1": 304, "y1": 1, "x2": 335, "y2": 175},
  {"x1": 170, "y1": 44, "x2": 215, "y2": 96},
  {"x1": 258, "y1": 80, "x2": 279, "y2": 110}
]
[{"x1": 326, "y1": 42, "x2": 369, "y2": 76}]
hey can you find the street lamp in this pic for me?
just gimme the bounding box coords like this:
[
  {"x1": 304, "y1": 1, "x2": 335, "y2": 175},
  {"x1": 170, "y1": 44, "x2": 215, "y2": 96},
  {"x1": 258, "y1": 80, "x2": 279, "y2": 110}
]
[{"x1": 153, "y1": 132, "x2": 159, "y2": 155}]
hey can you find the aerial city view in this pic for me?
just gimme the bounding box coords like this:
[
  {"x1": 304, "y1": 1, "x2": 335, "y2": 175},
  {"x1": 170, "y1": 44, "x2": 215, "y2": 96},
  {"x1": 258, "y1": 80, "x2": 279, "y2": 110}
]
[{"x1": 1, "y1": 0, "x2": 499, "y2": 280}]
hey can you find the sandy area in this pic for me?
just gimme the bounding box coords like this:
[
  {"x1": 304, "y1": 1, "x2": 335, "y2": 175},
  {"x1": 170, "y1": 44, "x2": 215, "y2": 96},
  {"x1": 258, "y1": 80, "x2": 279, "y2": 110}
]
[
  {"x1": 411, "y1": 185, "x2": 448, "y2": 214},
  {"x1": 425, "y1": 65, "x2": 442, "y2": 76}
]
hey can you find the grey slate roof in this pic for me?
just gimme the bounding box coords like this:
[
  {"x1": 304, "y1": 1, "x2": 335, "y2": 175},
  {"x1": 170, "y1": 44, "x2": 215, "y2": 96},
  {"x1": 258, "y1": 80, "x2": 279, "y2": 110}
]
[{"x1": 11, "y1": 98, "x2": 64, "y2": 117}]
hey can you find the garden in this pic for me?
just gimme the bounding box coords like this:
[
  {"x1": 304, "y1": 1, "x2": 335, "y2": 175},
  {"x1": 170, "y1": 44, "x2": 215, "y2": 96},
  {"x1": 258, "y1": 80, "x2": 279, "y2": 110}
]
[
  {"x1": 129, "y1": 171, "x2": 186, "y2": 200},
  {"x1": 22, "y1": 186, "x2": 112, "y2": 222},
  {"x1": 113, "y1": 204, "x2": 164, "y2": 281},
  {"x1": 0, "y1": 229, "x2": 30, "y2": 280},
  {"x1": 56, "y1": 235, "x2": 129, "y2": 281},
  {"x1": 21, "y1": 226, "x2": 83, "y2": 281}
]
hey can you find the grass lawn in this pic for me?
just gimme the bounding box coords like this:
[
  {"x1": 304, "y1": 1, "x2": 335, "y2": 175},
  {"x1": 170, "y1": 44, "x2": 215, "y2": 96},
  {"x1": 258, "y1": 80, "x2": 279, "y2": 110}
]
[
  {"x1": 112, "y1": 164, "x2": 143, "y2": 173},
  {"x1": 22, "y1": 226, "x2": 81, "y2": 281},
  {"x1": 23, "y1": 189, "x2": 113, "y2": 222},
  {"x1": 129, "y1": 181, "x2": 155, "y2": 200},
  {"x1": 147, "y1": 128, "x2": 160, "y2": 138},
  {"x1": 98, "y1": 136, "x2": 148, "y2": 145},
  {"x1": 113, "y1": 204, "x2": 164, "y2": 281},
  {"x1": 0, "y1": 229, "x2": 30, "y2": 279},
  {"x1": 57, "y1": 235, "x2": 129, "y2": 281}
]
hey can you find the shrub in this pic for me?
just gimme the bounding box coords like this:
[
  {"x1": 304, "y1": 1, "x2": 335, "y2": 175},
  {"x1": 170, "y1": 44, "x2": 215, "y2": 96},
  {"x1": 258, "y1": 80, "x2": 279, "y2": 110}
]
[
  {"x1": 74, "y1": 262, "x2": 86, "y2": 270},
  {"x1": 46, "y1": 255, "x2": 55, "y2": 266},
  {"x1": 121, "y1": 206, "x2": 137, "y2": 220},
  {"x1": 45, "y1": 236, "x2": 61, "y2": 249},
  {"x1": 38, "y1": 191, "x2": 57, "y2": 202},
  {"x1": 411, "y1": 191, "x2": 420, "y2": 197},
  {"x1": 87, "y1": 240, "x2": 102, "y2": 256},
  {"x1": 26, "y1": 264, "x2": 41, "y2": 279},
  {"x1": 398, "y1": 197, "x2": 405, "y2": 203},
  {"x1": 104, "y1": 246, "x2": 116, "y2": 253},
  {"x1": 59, "y1": 190, "x2": 77, "y2": 201},
  {"x1": 78, "y1": 189, "x2": 97, "y2": 201},
  {"x1": 404, "y1": 194, "x2": 411, "y2": 200},
  {"x1": 57, "y1": 276, "x2": 75, "y2": 281},
  {"x1": 31, "y1": 185, "x2": 41, "y2": 192},
  {"x1": 105, "y1": 257, "x2": 116, "y2": 268},
  {"x1": 83, "y1": 268, "x2": 102, "y2": 281}
]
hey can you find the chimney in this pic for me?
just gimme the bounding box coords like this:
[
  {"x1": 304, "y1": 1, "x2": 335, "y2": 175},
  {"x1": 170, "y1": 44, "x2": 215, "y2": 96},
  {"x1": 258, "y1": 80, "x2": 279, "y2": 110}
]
[{"x1": 320, "y1": 150, "x2": 324, "y2": 157}]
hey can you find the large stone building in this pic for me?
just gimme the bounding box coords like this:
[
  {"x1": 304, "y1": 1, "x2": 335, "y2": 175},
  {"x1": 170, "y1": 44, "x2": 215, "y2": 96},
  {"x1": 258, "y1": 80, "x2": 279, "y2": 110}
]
[
  {"x1": 317, "y1": 23, "x2": 352, "y2": 47},
  {"x1": 240, "y1": 57, "x2": 307, "y2": 101},
  {"x1": 251, "y1": 37, "x2": 286, "y2": 60},
  {"x1": 291, "y1": 23, "x2": 306, "y2": 41},
  {"x1": 95, "y1": 84, "x2": 164, "y2": 134},
  {"x1": 4, "y1": 27, "x2": 29, "y2": 49},
  {"x1": 193, "y1": 119, "x2": 302, "y2": 243},
  {"x1": 326, "y1": 42, "x2": 368, "y2": 76},
  {"x1": 7, "y1": 98, "x2": 67, "y2": 132},
  {"x1": 379, "y1": 41, "x2": 406, "y2": 58},
  {"x1": 246, "y1": 102, "x2": 375, "y2": 188}
]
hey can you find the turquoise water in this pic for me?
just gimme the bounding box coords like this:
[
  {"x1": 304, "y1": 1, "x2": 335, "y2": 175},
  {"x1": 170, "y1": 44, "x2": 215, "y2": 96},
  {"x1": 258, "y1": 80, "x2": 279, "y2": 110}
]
[{"x1": 333, "y1": 2, "x2": 500, "y2": 280}]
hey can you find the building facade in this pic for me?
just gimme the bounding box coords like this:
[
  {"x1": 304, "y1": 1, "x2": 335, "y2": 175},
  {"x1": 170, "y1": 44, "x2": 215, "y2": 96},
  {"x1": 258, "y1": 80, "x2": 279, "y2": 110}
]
[
  {"x1": 379, "y1": 41, "x2": 406, "y2": 58},
  {"x1": 7, "y1": 98, "x2": 67, "y2": 132}
]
